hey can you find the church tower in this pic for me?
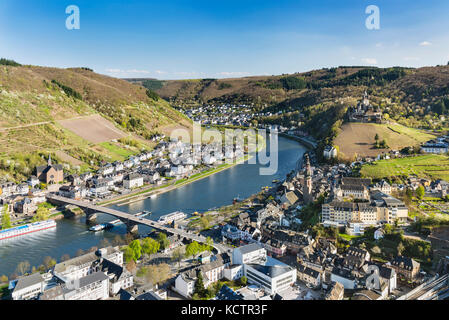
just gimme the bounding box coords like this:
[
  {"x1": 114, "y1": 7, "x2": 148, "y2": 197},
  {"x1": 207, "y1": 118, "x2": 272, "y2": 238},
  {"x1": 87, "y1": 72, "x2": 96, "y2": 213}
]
[{"x1": 303, "y1": 153, "x2": 313, "y2": 204}]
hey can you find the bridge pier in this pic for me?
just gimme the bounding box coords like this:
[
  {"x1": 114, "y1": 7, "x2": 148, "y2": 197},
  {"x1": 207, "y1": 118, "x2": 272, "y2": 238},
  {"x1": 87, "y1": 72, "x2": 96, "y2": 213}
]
[
  {"x1": 122, "y1": 219, "x2": 138, "y2": 234},
  {"x1": 85, "y1": 208, "x2": 97, "y2": 224}
]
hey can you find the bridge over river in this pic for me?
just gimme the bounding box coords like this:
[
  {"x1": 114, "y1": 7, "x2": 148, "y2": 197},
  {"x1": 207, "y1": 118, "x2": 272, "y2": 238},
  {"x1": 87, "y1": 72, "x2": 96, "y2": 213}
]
[{"x1": 46, "y1": 194, "x2": 229, "y2": 254}]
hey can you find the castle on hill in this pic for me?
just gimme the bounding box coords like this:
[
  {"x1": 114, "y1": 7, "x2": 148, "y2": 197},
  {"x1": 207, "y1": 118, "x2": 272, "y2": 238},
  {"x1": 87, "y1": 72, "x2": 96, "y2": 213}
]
[{"x1": 347, "y1": 91, "x2": 383, "y2": 124}]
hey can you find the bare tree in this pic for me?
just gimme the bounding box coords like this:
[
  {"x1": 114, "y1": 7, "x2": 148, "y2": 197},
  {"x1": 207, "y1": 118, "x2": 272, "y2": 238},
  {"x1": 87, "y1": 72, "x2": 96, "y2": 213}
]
[
  {"x1": 60, "y1": 254, "x2": 71, "y2": 262},
  {"x1": 15, "y1": 261, "x2": 30, "y2": 276}
]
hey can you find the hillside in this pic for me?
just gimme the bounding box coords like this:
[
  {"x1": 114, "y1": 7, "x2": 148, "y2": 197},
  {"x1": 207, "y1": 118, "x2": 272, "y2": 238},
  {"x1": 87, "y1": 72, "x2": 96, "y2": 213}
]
[
  {"x1": 334, "y1": 123, "x2": 436, "y2": 159},
  {"x1": 361, "y1": 154, "x2": 449, "y2": 182},
  {"x1": 0, "y1": 64, "x2": 191, "y2": 181},
  {"x1": 134, "y1": 65, "x2": 449, "y2": 159}
]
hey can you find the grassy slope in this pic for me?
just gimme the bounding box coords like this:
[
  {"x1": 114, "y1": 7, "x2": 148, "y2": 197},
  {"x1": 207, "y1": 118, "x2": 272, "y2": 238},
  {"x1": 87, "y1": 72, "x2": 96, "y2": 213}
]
[
  {"x1": 361, "y1": 154, "x2": 449, "y2": 181},
  {"x1": 334, "y1": 122, "x2": 436, "y2": 159},
  {"x1": 0, "y1": 65, "x2": 191, "y2": 181}
]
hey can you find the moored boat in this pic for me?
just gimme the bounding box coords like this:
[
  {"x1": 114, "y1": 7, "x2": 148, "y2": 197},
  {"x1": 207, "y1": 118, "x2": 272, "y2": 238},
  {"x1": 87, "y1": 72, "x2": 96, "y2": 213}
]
[{"x1": 0, "y1": 220, "x2": 56, "y2": 240}]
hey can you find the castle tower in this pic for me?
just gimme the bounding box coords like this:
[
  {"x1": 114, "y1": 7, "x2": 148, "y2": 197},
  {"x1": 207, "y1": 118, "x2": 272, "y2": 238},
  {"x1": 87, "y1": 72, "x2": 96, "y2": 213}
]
[{"x1": 363, "y1": 90, "x2": 370, "y2": 107}]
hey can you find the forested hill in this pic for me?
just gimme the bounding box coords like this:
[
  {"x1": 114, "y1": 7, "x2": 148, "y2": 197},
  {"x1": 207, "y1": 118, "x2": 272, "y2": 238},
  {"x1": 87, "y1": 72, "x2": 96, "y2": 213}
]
[
  {"x1": 134, "y1": 66, "x2": 448, "y2": 131},
  {"x1": 129, "y1": 65, "x2": 449, "y2": 160}
]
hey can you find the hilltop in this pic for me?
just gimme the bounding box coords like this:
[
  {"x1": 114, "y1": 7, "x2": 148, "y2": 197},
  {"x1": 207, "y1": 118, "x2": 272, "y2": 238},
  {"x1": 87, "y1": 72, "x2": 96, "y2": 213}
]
[
  {"x1": 133, "y1": 65, "x2": 449, "y2": 158},
  {"x1": 0, "y1": 63, "x2": 191, "y2": 181}
]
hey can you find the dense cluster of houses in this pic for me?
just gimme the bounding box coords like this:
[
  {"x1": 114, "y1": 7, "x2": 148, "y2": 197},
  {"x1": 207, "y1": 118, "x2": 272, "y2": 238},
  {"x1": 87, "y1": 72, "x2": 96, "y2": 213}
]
[
  {"x1": 63, "y1": 139, "x2": 245, "y2": 200},
  {"x1": 9, "y1": 246, "x2": 140, "y2": 301},
  {"x1": 0, "y1": 138, "x2": 248, "y2": 222},
  {"x1": 322, "y1": 177, "x2": 409, "y2": 235},
  {"x1": 174, "y1": 243, "x2": 297, "y2": 299},
  {"x1": 181, "y1": 104, "x2": 263, "y2": 127},
  {"x1": 296, "y1": 239, "x2": 421, "y2": 300}
]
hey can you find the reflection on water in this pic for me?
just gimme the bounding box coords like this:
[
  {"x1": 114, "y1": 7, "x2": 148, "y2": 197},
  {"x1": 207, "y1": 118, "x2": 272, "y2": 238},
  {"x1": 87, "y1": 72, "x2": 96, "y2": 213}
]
[{"x1": 0, "y1": 137, "x2": 306, "y2": 277}]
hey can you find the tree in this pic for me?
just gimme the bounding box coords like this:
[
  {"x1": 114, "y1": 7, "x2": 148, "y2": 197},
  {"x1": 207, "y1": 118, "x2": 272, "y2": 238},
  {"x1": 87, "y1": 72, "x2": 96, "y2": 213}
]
[
  {"x1": 43, "y1": 256, "x2": 56, "y2": 270},
  {"x1": 126, "y1": 260, "x2": 137, "y2": 273},
  {"x1": 205, "y1": 237, "x2": 213, "y2": 252},
  {"x1": 374, "y1": 134, "x2": 379, "y2": 142},
  {"x1": 199, "y1": 216, "x2": 210, "y2": 230},
  {"x1": 129, "y1": 240, "x2": 142, "y2": 262},
  {"x1": 75, "y1": 249, "x2": 84, "y2": 257},
  {"x1": 1, "y1": 205, "x2": 11, "y2": 229},
  {"x1": 123, "y1": 246, "x2": 134, "y2": 263},
  {"x1": 371, "y1": 246, "x2": 382, "y2": 255},
  {"x1": 433, "y1": 99, "x2": 446, "y2": 115},
  {"x1": 240, "y1": 276, "x2": 248, "y2": 286},
  {"x1": 157, "y1": 232, "x2": 170, "y2": 250},
  {"x1": 145, "y1": 264, "x2": 171, "y2": 285},
  {"x1": 15, "y1": 261, "x2": 30, "y2": 276},
  {"x1": 142, "y1": 237, "x2": 160, "y2": 257},
  {"x1": 185, "y1": 241, "x2": 201, "y2": 258},
  {"x1": 60, "y1": 254, "x2": 70, "y2": 262},
  {"x1": 32, "y1": 207, "x2": 50, "y2": 222},
  {"x1": 125, "y1": 233, "x2": 135, "y2": 244},
  {"x1": 112, "y1": 235, "x2": 125, "y2": 246},
  {"x1": 171, "y1": 247, "x2": 184, "y2": 269},
  {"x1": 416, "y1": 185, "x2": 425, "y2": 200},
  {"x1": 194, "y1": 271, "x2": 206, "y2": 297},
  {"x1": 397, "y1": 242, "x2": 405, "y2": 256},
  {"x1": 384, "y1": 224, "x2": 393, "y2": 234},
  {"x1": 0, "y1": 275, "x2": 8, "y2": 283}
]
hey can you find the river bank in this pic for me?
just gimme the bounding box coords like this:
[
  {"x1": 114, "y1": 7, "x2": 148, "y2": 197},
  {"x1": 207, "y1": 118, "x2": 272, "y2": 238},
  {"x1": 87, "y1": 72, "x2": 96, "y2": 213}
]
[
  {"x1": 0, "y1": 136, "x2": 306, "y2": 277},
  {"x1": 99, "y1": 134, "x2": 266, "y2": 207}
]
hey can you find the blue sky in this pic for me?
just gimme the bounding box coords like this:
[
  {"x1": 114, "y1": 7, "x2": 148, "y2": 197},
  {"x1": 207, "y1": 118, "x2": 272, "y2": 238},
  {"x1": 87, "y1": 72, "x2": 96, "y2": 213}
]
[{"x1": 1, "y1": 0, "x2": 449, "y2": 79}]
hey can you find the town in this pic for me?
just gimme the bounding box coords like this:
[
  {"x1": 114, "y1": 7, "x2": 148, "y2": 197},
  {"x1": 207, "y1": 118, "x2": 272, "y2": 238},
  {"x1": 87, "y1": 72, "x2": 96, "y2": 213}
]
[
  {"x1": 3, "y1": 117, "x2": 449, "y2": 300},
  {"x1": 2, "y1": 0, "x2": 449, "y2": 306}
]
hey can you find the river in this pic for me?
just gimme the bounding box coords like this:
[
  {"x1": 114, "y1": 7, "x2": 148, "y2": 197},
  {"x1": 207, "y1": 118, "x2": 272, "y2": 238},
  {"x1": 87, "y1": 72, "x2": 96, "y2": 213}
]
[{"x1": 0, "y1": 136, "x2": 306, "y2": 277}]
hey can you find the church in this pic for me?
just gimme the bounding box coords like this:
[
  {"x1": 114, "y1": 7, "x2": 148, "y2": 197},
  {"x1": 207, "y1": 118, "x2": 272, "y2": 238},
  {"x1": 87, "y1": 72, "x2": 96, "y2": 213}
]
[{"x1": 36, "y1": 155, "x2": 64, "y2": 184}]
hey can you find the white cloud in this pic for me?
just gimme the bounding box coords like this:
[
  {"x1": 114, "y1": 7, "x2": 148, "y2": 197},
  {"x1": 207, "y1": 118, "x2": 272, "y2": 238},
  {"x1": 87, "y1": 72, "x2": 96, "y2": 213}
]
[
  {"x1": 127, "y1": 69, "x2": 150, "y2": 74},
  {"x1": 216, "y1": 72, "x2": 250, "y2": 77},
  {"x1": 105, "y1": 68, "x2": 122, "y2": 74},
  {"x1": 105, "y1": 68, "x2": 151, "y2": 76},
  {"x1": 419, "y1": 41, "x2": 432, "y2": 46},
  {"x1": 361, "y1": 58, "x2": 378, "y2": 65}
]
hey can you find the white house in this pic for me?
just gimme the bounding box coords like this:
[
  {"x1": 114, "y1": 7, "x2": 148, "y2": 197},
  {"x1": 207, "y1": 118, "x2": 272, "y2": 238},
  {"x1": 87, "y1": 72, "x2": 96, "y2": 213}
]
[
  {"x1": 323, "y1": 146, "x2": 338, "y2": 159},
  {"x1": 224, "y1": 265, "x2": 244, "y2": 281},
  {"x1": 123, "y1": 174, "x2": 144, "y2": 189}
]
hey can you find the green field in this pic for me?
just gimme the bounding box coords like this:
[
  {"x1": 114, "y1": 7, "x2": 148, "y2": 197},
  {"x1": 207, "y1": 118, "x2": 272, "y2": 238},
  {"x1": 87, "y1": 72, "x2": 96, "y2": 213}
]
[
  {"x1": 98, "y1": 142, "x2": 137, "y2": 161},
  {"x1": 361, "y1": 154, "x2": 449, "y2": 181}
]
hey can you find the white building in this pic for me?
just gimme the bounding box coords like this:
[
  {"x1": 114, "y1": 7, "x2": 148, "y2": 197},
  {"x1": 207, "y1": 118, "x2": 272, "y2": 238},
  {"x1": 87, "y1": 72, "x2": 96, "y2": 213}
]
[
  {"x1": 123, "y1": 174, "x2": 144, "y2": 189},
  {"x1": 11, "y1": 273, "x2": 45, "y2": 300},
  {"x1": 323, "y1": 146, "x2": 338, "y2": 159},
  {"x1": 63, "y1": 272, "x2": 109, "y2": 300},
  {"x1": 244, "y1": 256, "x2": 297, "y2": 295},
  {"x1": 224, "y1": 265, "x2": 244, "y2": 281},
  {"x1": 232, "y1": 243, "x2": 267, "y2": 265}
]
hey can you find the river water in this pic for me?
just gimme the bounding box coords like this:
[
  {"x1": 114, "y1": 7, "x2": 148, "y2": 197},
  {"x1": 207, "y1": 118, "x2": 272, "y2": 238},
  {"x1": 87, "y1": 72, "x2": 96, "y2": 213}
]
[{"x1": 0, "y1": 136, "x2": 306, "y2": 277}]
